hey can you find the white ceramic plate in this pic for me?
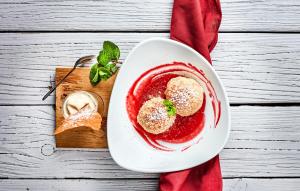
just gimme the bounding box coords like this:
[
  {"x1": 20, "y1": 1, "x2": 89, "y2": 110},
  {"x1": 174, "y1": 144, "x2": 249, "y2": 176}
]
[{"x1": 107, "y1": 38, "x2": 230, "y2": 173}]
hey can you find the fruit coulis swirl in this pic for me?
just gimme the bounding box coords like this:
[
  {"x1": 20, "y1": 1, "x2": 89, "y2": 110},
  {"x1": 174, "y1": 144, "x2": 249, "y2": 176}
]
[{"x1": 126, "y1": 62, "x2": 221, "y2": 151}]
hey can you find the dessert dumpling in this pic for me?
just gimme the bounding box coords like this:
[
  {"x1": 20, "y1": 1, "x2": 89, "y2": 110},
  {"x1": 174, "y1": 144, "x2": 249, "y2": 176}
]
[
  {"x1": 165, "y1": 76, "x2": 204, "y2": 116},
  {"x1": 137, "y1": 97, "x2": 175, "y2": 134}
]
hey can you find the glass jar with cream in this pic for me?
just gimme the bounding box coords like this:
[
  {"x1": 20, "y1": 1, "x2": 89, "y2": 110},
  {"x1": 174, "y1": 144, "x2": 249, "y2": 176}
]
[{"x1": 62, "y1": 91, "x2": 104, "y2": 119}]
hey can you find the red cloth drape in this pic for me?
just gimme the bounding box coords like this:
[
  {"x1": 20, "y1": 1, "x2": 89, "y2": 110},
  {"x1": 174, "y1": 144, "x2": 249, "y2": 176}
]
[{"x1": 159, "y1": 0, "x2": 222, "y2": 190}]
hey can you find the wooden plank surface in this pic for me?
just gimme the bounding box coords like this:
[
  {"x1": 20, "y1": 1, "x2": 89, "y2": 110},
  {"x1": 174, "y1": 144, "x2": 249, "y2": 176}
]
[
  {"x1": 0, "y1": 33, "x2": 299, "y2": 105},
  {"x1": 0, "y1": 0, "x2": 299, "y2": 32},
  {"x1": 0, "y1": 0, "x2": 299, "y2": 189},
  {"x1": 0, "y1": 105, "x2": 299, "y2": 178},
  {"x1": 1, "y1": 178, "x2": 300, "y2": 191}
]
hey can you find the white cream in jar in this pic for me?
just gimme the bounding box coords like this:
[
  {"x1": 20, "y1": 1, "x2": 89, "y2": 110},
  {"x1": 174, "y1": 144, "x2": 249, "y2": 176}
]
[{"x1": 62, "y1": 91, "x2": 98, "y2": 118}]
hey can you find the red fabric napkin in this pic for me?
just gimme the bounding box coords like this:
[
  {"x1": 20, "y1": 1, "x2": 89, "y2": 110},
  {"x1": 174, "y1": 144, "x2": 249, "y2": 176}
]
[{"x1": 159, "y1": 0, "x2": 222, "y2": 191}]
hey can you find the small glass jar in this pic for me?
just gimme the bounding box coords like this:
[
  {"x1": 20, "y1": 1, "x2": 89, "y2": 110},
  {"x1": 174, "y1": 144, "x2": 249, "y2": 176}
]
[{"x1": 62, "y1": 90, "x2": 104, "y2": 119}]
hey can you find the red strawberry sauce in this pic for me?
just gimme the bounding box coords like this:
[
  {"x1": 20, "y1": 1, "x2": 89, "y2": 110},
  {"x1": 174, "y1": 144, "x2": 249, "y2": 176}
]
[{"x1": 126, "y1": 62, "x2": 221, "y2": 151}]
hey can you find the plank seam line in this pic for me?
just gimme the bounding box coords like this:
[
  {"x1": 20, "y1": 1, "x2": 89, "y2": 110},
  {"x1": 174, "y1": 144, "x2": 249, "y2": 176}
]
[
  {"x1": 1, "y1": 177, "x2": 300, "y2": 180},
  {"x1": 0, "y1": 31, "x2": 299, "y2": 34}
]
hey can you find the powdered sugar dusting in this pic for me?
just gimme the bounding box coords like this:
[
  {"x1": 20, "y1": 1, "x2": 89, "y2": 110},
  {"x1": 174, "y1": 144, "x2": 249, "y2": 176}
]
[
  {"x1": 59, "y1": 108, "x2": 96, "y2": 131},
  {"x1": 170, "y1": 88, "x2": 197, "y2": 107},
  {"x1": 137, "y1": 97, "x2": 175, "y2": 134},
  {"x1": 165, "y1": 76, "x2": 204, "y2": 117},
  {"x1": 68, "y1": 108, "x2": 94, "y2": 121},
  {"x1": 148, "y1": 107, "x2": 168, "y2": 121}
]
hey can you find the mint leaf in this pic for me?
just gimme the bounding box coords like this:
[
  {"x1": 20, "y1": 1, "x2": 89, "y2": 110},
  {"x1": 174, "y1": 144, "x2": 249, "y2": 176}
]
[
  {"x1": 163, "y1": 99, "x2": 173, "y2": 107},
  {"x1": 104, "y1": 63, "x2": 114, "y2": 70},
  {"x1": 163, "y1": 99, "x2": 176, "y2": 116},
  {"x1": 99, "y1": 67, "x2": 111, "y2": 80},
  {"x1": 89, "y1": 41, "x2": 120, "y2": 86},
  {"x1": 111, "y1": 65, "x2": 118, "y2": 73},
  {"x1": 97, "y1": 50, "x2": 110, "y2": 66},
  {"x1": 89, "y1": 64, "x2": 101, "y2": 86},
  {"x1": 99, "y1": 66, "x2": 111, "y2": 75},
  {"x1": 97, "y1": 41, "x2": 120, "y2": 66},
  {"x1": 103, "y1": 41, "x2": 120, "y2": 61},
  {"x1": 104, "y1": 63, "x2": 118, "y2": 73}
]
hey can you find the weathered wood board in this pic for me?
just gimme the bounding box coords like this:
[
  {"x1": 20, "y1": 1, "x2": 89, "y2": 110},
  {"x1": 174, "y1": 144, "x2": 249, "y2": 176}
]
[
  {"x1": 0, "y1": 0, "x2": 300, "y2": 190},
  {"x1": 1, "y1": 178, "x2": 300, "y2": 191},
  {"x1": 0, "y1": 33, "x2": 299, "y2": 105},
  {"x1": 0, "y1": 0, "x2": 299, "y2": 32},
  {"x1": 55, "y1": 67, "x2": 117, "y2": 148},
  {"x1": 0, "y1": 105, "x2": 299, "y2": 178}
]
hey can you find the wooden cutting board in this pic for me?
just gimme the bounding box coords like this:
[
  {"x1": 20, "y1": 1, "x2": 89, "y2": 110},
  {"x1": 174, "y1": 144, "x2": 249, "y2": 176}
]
[{"x1": 55, "y1": 67, "x2": 117, "y2": 148}]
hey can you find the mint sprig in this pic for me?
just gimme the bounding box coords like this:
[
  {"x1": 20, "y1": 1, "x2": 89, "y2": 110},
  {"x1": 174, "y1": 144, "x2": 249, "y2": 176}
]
[
  {"x1": 90, "y1": 41, "x2": 120, "y2": 86},
  {"x1": 163, "y1": 99, "x2": 176, "y2": 117}
]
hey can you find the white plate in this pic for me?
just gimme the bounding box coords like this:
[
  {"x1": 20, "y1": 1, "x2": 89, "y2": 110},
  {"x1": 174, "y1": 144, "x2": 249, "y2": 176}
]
[{"x1": 107, "y1": 38, "x2": 231, "y2": 173}]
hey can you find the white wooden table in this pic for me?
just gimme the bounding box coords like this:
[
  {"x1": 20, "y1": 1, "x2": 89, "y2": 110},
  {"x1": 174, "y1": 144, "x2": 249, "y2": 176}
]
[{"x1": 0, "y1": 1, "x2": 299, "y2": 190}]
